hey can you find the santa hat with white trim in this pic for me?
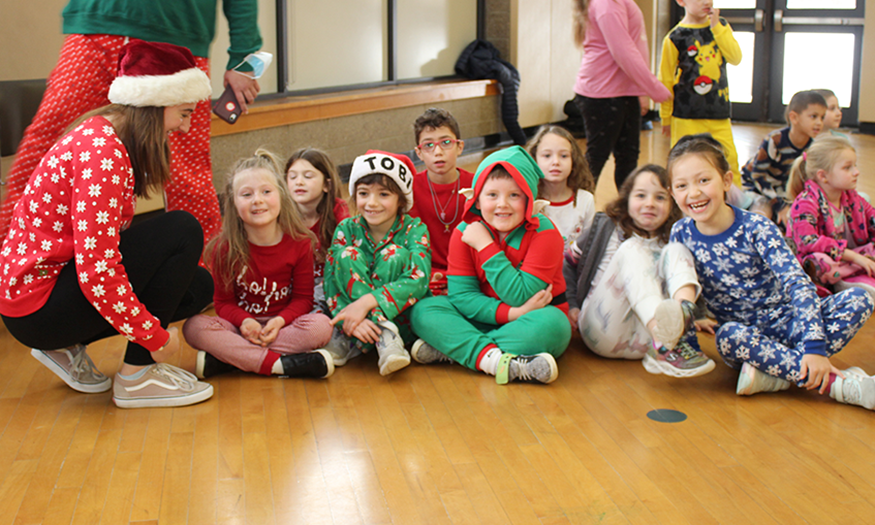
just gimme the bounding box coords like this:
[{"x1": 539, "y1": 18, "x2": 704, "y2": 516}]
[
  {"x1": 108, "y1": 40, "x2": 212, "y2": 107},
  {"x1": 349, "y1": 150, "x2": 416, "y2": 212}
]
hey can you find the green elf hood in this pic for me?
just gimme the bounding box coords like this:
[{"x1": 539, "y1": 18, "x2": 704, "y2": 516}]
[{"x1": 461, "y1": 145, "x2": 546, "y2": 228}]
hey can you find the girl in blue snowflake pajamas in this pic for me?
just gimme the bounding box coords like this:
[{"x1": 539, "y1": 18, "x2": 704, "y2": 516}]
[{"x1": 667, "y1": 134, "x2": 875, "y2": 409}]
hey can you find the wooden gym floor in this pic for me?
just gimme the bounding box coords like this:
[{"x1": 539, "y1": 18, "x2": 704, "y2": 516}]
[{"x1": 3, "y1": 123, "x2": 875, "y2": 524}]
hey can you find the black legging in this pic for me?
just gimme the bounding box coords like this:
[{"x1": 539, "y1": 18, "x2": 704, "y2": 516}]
[
  {"x1": 574, "y1": 94, "x2": 641, "y2": 190},
  {"x1": 2, "y1": 211, "x2": 213, "y2": 365}
]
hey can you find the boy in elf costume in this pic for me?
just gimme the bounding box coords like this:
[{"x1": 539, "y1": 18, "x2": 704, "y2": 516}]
[{"x1": 409, "y1": 146, "x2": 571, "y2": 384}]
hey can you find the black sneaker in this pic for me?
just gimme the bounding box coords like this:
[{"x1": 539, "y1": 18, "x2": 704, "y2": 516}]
[
  {"x1": 195, "y1": 351, "x2": 239, "y2": 379},
  {"x1": 279, "y1": 349, "x2": 334, "y2": 379}
]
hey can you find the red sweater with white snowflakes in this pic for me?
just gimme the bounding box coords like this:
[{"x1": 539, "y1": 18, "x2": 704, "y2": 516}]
[
  {"x1": 212, "y1": 234, "x2": 316, "y2": 327},
  {"x1": 0, "y1": 116, "x2": 169, "y2": 351}
]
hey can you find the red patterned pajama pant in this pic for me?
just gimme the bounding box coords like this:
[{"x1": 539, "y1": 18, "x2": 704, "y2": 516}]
[{"x1": 0, "y1": 34, "x2": 221, "y2": 242}]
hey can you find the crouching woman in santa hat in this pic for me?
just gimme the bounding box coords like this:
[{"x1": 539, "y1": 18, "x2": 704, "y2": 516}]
[{"x1": 0, "y1": 40, "x2": 215, "y2": 408}]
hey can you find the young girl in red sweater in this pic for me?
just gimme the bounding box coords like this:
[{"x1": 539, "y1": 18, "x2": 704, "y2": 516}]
[{"x1": 183, "y1": 149, "x2": 335, "y2": 379}]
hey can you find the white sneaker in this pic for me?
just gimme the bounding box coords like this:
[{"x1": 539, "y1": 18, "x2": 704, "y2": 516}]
[
  {"x1": 505, "y1": 353, "x2": 559, "y2": 384},
  {"x1": 113, "y1": 363, "x2": 213, "y2": 408},
  {"x1": 375, "y1": 321, "x2": 410, "y2": 376},
  {"x1": 31, "y1": 346, "x2": 111, "y2": 393},
  {"x1": 736, "y1": 362, "x2": 792, "y2": 395},
  {"x1": 831, "y1": 374, "x2": 875, "y2": 410}
]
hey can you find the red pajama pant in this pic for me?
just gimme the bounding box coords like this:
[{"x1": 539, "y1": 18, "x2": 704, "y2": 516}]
[{"x1": 1, "y1": 34, "x2": 221, "y2": 242}]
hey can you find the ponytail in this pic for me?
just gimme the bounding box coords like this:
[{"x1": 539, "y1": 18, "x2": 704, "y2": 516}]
[{"x1": 787, "y1": 136, "x2": 855, "y2": 201}]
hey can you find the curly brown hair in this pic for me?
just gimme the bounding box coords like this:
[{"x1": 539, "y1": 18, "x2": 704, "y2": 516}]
[{"x1": 604, "y1": 164, "x2": 681, "y2": 244}]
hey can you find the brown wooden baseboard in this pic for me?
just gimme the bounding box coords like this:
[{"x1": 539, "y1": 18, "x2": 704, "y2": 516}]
[{"x1": 210, "y1": 79, "x2": 499, "y2": 137}]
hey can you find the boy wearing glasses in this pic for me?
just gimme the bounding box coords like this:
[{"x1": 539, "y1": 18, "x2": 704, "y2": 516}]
[{"x1": 411, "y1": 108, "x2": 474, "y2": 295}]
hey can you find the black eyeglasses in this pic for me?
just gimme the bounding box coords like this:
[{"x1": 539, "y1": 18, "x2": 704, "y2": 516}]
[{"x1": 417, "y1": 138, "x2": 460, "y2": 152}]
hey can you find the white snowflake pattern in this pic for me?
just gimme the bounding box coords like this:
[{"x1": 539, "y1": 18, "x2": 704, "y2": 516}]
[
  {"x1": 56, "y1": 204, "x2": 68, "y2": 215},
  {"x1": 96, "y1": 211, "x2": 109, "y2": 224},
  {"x1": 16, "y1": 243, "x2": 26, "y2": 256},
  {"x1": 100, "y1": 158, "x2": 113, "y2": 172},
  {"x1": 735, "y1": 346, "x2": 750, "y2": 360},
  {"x1": 120, "y1": 323, "x2": 133, "y2": 335},
  {"x1": 79, "y1": 272, "x2": 89, "y2": 283},
  {"x1": 112, "y1": 302, "x2": 127, "y2": 314},
  {"x1": 142, "y1": 320, "x2": 153, "y2": 330},
  {"x1": 102, "y1": 125, "x2": 114, "y2": 136},
  {"x1": 51, "y1": 174, "x2": 60, "y2": 184},
  {"x1": 60, "y1": 151, "x2": 72, "y2": 161},
  {"x1": 111, "y1": 174, "x2": 120, "y2": 185},
  {"x1": 46, "y1": 156, "x2": 59, "y2": 168},
  {"x1": 23, "y1": 274, "x2": 33, "y2": 285},
  {"x1": 92, "y1": 137, "x2": 106, "y2": 147},
  {"x1": 77, "y1": 220, "x2": 88, "y2": 232},
  {"x1": 88, "y1": 184, "x2": 101, "y2": 197},
  {"x1": 61, "y1": 135, "x2": 74, "y2": 145},
  {"x1": 779, "y1": 351, "x2": 796, "y2": 369},
  {"x1": 766, "y1": 364, "x2": 780, "y2": 376},
  {"x1": 79, "y1": 151, "x2": 91, "y2": 163},
  {"x1": 29, "y1": 201, "x2": 38, "y2": 213},
  {"x1": 82, "y1": 128, "x2": 94, "y2": 136},
  {"x1": 108, "y1": 198, "x2": 118, "y2": 208},
  {"x1": 52, "y1": 221, "x2": 63, "y2": 232},
  {"x1": 8, "y1": 277, "x2": 15, "y2": 286},
  {"x1": 40, "y1": 240, "x2": 52, "y2": 252},
  {"x1": 84, "y1": 237, "x2": 97, "y2": 250},
  {"x1": 116, "y1": 284, "x2": 127, "y2": 296},
  {"x1": 92, "y1": 284, "x2": 105, "y2": 297},
  {"x1": 107, "y1": 227, "x2": 116, "y2": 237},
  {"x1": 131, "y1": 307, "x2": 140, "y2": 317},
  {"x1": 104, "y1": 248, "x2": 115, "y2": 259},
  {"x1": 32, "y1": 217, "x2": 42, "y2": 228},
  {"x1": 76, "y1": 201, "x2": 86, "y2": 213},
  {"x1": 94, "y1": 260, "x2": 108, "y2": 273},
  {"x1": 81, "y1": 168, "x2": 92, "y2": 180}
]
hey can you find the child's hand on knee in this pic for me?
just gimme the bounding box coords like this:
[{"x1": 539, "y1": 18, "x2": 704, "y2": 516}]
[
  {"x1": 694, "y1": 318, "x2": 718, "y2": 334},
  {"x1": 260, "y1": 316, "x2": 285, "y2": 346},
  {"x1": 241, "y1": 318, "x2": 264, "y2": 346},
  {"x1": 332, "y1": 294, "x2": 379, "y2": 337},
  {"x1": 350, "y1": 319, "x2": 382, "y2": 344},
  {"x1": 800, "y1": 354, "x2": 844, "y2": 394}
]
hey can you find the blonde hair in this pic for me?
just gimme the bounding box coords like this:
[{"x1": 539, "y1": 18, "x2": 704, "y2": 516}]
[
  {"x1": 207, "y1": 148, "x2": 315, "y2": 292},
  {"x1": 787, "y1": 136, "x2": 855, "y2": 201},
  {"x1": 526, "y1": 125, "x2": 594, "y2": 202},
  {"x1": 285, "y1": 148, "x2": 343, "y2": 263},
  {"x1": 573, "y1": 0, "x2": 590, "y2": 48}
]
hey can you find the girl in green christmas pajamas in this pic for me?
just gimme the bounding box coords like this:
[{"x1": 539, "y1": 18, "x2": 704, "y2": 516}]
[
  {"x1": 409, "y1": 146, "x2": 572, "y2": 384},
  {"x1": 324, "y1": 151, "x2": 431, "y2": 376}
]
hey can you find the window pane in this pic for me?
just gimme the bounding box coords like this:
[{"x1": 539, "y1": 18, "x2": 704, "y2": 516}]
[
  {"x1": 786, "y1": 0, "x2": 856, "y2": 9},
  {"x1": 286, "y1": 0, "x2": 386, "y2": 91},
  {"x1": 727, "y1": 31, "x2": 754, "y2": 104},
  {"x1": 397, "y1": 0, "x2": 477, "y2": 80},
  {"x1": 781, "y1": 32, "x2": 854, "y2": 106}
]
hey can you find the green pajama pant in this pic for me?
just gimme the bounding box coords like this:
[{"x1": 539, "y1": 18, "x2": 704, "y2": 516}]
[
  {"x1": 327, "y1": 242, "x2": 418, "y2": 349},
  {"x1": 409, "y1": 295, "x2": 571, "y2": 370}
]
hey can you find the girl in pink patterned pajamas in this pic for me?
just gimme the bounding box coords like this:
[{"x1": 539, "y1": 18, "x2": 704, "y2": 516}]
[
  {"x1": 183, "y1": 149, "x2": 334, "y2": 379},
  {"x1": 787, "y1": 136, "x2": 875, "y2": 298}
]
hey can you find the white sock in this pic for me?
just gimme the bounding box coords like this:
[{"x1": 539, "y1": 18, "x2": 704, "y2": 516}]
[
  {"x1": 477, "y1": 347, "x2": 503, "y2": 376},
  {"x1": 271, "y1": 359, "x2": 284, "y2": 375}
]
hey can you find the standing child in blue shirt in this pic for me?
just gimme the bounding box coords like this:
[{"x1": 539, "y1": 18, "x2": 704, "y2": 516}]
[
  {"x1": 668, "y1": 135, "x2": 875, "y2": 409},
  {"x1": 741, "y1": 90, "x2": 827, "y2": 225}
]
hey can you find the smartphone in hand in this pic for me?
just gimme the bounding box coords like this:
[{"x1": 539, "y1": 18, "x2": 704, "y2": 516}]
[{"x1": 212, "y1": 85, "x2": 242, "y2": 124}]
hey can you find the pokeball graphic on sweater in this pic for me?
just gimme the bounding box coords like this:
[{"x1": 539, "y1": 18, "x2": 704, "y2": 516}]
[
  {"x1": 687, "y1": 45, "x2": 698, "y2": 57},
  {"x1": 693, "y1": 76, "x2": 714, "y2": 95}
]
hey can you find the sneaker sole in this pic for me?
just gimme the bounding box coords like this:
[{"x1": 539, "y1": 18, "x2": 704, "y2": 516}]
[
  {"x1": 195, "y1": 351, "x2": 207, "y2": 379},
  {"x1": 642, "y1": 353, "x2": 715, "y2": 378},
  {"x1": 315, "y1": 349, "x2": 335, "y2": 379},
  {"x1": 379, "y1": 354, "x2": 411, "y2": 376},
  {"x1": 31, "y1": 348, "x2": 112, "y2": 393},
  {"x1": 113, "y1": 383, "x2": 214, "y2": 409},
  {"x1": 652, "y1": 300, "x2": 685, "y2": 351}
]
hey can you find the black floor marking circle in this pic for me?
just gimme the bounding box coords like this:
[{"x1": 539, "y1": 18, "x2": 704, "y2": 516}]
[{"x1": 647, "y1": 409, "x2": 687, "y2": 423}]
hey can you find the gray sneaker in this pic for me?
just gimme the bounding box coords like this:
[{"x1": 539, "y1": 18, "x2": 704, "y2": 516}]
[
  {"x1": 31, "y1": 345, "x2": 111, "y2": 393},
  {"x1": 410, "y1": 338, "x2": 453, "y2": 365},
  {"x1": 506, "y1": 353, "x2": 559, "y2": 384},
  {"x1": 322, "y1": 328, "x2": 361, "y2": 367},
  {"x1": 375, "y1": 321, "x2": 410, "y2": 376},
  {"x1": 113, "y1": 363, "x2": 213, "y2": 408},
  {"x1": 831, "y1": 374, "x2": 875, "y2": 410}
]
